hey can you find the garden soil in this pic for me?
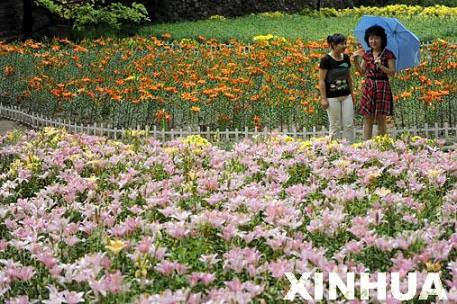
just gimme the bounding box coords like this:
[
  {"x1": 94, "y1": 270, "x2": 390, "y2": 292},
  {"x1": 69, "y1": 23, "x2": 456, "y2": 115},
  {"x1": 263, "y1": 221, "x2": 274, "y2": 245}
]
[{"x1": 0, "y1": 119, "x2": 26, "y2": 135}]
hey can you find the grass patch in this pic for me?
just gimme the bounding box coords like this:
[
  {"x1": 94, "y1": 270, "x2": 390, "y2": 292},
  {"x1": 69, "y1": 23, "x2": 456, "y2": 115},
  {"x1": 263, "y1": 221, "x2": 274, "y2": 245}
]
[{"x1": 138, "y1": 14, "x2": 457, "y2": 43}]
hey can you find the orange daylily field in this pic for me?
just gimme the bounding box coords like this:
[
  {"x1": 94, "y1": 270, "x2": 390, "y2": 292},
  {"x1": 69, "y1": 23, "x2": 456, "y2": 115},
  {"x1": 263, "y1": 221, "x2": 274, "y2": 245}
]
[{"x1": 0, "y1": 36, "x2": 455, "y2": 130}]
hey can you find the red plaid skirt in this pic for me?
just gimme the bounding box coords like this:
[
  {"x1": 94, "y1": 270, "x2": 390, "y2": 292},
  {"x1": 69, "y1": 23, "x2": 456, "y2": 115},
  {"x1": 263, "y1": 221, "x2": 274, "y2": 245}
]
[{"x1": 359, "y1": 78, "x2": 394, "y2": 116}]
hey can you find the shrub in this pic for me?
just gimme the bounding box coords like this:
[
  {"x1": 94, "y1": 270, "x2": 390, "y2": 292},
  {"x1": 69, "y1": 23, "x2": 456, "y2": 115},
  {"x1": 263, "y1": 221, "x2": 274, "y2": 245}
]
[{"x1": 35, "y1": 0, "x2": 150, "y2": 31}]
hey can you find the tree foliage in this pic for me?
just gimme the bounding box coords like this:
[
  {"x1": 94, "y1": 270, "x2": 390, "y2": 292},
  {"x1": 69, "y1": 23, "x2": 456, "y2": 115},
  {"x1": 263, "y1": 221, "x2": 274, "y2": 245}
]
[{"x1": 35, "y1": 0, "x2": 150, "y2": 31}]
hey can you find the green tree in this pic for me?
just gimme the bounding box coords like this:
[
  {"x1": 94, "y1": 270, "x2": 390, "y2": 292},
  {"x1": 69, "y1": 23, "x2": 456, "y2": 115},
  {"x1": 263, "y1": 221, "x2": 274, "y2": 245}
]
[{"x1": 34, "y1": 0, "x2": 150, "y2": 31}]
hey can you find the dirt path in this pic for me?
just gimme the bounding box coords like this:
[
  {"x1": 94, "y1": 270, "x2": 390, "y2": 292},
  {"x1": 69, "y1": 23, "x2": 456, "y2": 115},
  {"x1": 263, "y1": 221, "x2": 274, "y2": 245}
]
[{"x1": 0, "y1": 119, "x2": 27, "y2": 135}]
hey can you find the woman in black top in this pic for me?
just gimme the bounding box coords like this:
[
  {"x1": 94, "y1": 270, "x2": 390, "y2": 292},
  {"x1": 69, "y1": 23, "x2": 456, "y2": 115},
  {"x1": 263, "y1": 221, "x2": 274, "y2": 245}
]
[{"x1": 319, "y1": 33, "x2": 355, "y2": 143}]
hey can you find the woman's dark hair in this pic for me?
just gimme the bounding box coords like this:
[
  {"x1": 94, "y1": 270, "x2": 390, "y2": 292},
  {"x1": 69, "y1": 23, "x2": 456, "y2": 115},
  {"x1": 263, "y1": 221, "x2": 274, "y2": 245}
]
[
  {"x1": 364, "y1": 25, "x2": 387, "y2": 50},
  {"x1": 326, "y1": 33, "x2": 347, "y2": 49}
]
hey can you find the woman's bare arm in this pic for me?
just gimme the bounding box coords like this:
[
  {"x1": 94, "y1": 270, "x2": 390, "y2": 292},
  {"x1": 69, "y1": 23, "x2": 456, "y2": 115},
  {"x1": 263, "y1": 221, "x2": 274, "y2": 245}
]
[
  {"x1": 351, "y1": 53, "x2": 366, "y2": 75},
  {"x1": 347, "y1": 72, "x2": 356, "y2": 101},
  {"x1": 378, "y1": 59, "x2": 396, "y2": 76},
  {"x1": 319, "y1": 68, "x2": 329, "y2": 109}
]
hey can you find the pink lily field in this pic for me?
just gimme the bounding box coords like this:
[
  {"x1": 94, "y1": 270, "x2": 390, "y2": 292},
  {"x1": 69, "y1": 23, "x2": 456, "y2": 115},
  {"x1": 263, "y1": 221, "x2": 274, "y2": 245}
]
[{"x1": 0, "y1": 128, "x2": 456, "y2": 303}]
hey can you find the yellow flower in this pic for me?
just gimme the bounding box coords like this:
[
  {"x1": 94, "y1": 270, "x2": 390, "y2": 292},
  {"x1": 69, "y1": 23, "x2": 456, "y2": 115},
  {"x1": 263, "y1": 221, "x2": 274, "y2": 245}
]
[
  {"x1": 124, "y1": 75, "x2": 138, "y2": 81},
  {"x1": 135, "y1": 268, "x2": 148, "y2": 278},
  {"x1": 124, "y1": 145, "x2": 136, "y2": 156},
  {"x1": 86, "y1": 175, "x2": 98, "y2": 184},
  {"x1": 182, "y1": 181, "x2": 194, "y2": 193},
  {"x1": 187, "y1": 170, "x2": 198, "y2": 181},
  {"x1": 43, "y1": 127, "x2": 58, "y2": 136},
  {"x1": 181, "y1": 135, "x2": 210, "y2": 147},
  {"x1": 209, "y1": 15, "x2": 226, "y2": 21},
  {"x1": 425, "y1": 261, "x2": 441, "y2": 272},
  {"x1": 27, "y1": 154, "x2": 40, "y2": 163},
  {"x1": 374, "y1": 187, "x2": 391, "y2": 197},
  {"x1": 373, "y1": 134, "x2": 395, "y2": 150},
  {"x1": 266, "y1": 134, "x2": 294, "y2": 144},
  {"x1": 7, "y1": 132, "x2": 15, "y2": 141},
  {"x1": 311, "y1": 136, "x2": 329, "y2": 143},
  {"x1": 106, "y1": 239, "x2": 126, "y2": 254},
  {"x1": 8, "y1": 159, "x2": 22, "y2": 175},
  {"x1": 253, "y1": 34, "x2": 273, "y2": 42},
  {"x1": 135, "y1": 255, "x2": 151, "y2": 278},
  {"x1": 83, "y1": 150, "x2": 94, "y2": 160},
  {"x1": 327, "y1": 140, "x2": 339, "y2": 151},
  {"x1": 68, "y1": 154, "x2": 79, "y2": 162},
  {"x1": 283, "y1": 135, "x2": 294, "y2": 143},
  {"x1": 23, "y1": 154, "x2": 41, "y2": 171},
  {"x1": 125, "y1": 129, "x2": 147, "y2": 137},
  {"x1": 335, "y1": 159, "x2": 350, "y2": 169},
  {"x1": 259, "y1": 11, "x2": 284, "y2": 18},
  {"x1": 299, "y1": 140, "x2": 312, "y2": 151},
  {"x1": 164, "y1": 147, "x2": 179, "y2": 155},
  {"x1": 352, "y1": 142, "x2": 364, "y2": 149},
  {"x1": 427, "y1": 169, "x2": 442, "y2": 180},
  {"x1": 180, "y1": 38, "x2": 198, "y2": 45},
  {"x1": 252, "y1": 34, "x2": 287, "y2": 44}
]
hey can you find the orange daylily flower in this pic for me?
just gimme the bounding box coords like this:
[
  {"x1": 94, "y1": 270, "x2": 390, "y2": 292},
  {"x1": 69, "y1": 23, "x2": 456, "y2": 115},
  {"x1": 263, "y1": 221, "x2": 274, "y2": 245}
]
[
  {"x1": 161, "y1": 33, "x2": 172, "y2": 40},
  {"x1": 181, "y1": 92, "x2": 199, "y2": 102},
  {"x1": 28, "y1": 77, "x2": 42, "y2": 90},
  {"x1": 73, "y1": 45, "x2": 88, "y2": 53},
  {"x1": 3, "y1": 66, "x2": 14, "y2": 76}
]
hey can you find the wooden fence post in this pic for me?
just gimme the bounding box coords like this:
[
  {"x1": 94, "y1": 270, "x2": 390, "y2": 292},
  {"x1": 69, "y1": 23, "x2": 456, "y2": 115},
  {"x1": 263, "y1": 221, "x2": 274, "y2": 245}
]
[
  {"x1": 145, "y1": 125, "x2": 150, "y2": 137},
  {"x1": 444, "y1": 122, "x2": 449, "y2": 140}
]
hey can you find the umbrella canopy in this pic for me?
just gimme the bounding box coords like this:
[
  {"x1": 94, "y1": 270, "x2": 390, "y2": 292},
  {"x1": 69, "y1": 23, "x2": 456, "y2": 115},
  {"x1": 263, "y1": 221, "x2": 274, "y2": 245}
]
[{"x1": 354, "y1": 15, "x2": 420, "y2": 71}]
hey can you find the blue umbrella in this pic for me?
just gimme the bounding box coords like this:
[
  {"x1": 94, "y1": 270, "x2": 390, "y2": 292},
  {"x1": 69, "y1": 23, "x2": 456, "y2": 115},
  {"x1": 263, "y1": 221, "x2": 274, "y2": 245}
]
[{"x1": 354, "y1": 15, "x2": 420, "y2": 71}]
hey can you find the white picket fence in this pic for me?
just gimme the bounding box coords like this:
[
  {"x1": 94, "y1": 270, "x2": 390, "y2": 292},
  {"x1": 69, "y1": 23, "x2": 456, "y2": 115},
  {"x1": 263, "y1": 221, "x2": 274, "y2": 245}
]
[{"x1": 1, "y1": 103, "x2": 457, "y2": 142}]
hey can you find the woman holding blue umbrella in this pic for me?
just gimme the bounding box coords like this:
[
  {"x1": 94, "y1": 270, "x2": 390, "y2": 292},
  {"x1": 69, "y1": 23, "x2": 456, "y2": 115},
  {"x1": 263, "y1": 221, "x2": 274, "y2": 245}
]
[{"x1": 352, "y1": 25, "x2": 396, "y2": 140}]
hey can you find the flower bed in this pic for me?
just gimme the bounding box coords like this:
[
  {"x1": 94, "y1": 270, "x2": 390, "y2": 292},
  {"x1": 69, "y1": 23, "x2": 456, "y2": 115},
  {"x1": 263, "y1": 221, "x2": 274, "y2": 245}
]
[
  {"x1": 0, "y1": 36, "x2": 455, "y2": 131},
  {"x1": 0, "y1": 129, "x2": 456, "y2": 302}
]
